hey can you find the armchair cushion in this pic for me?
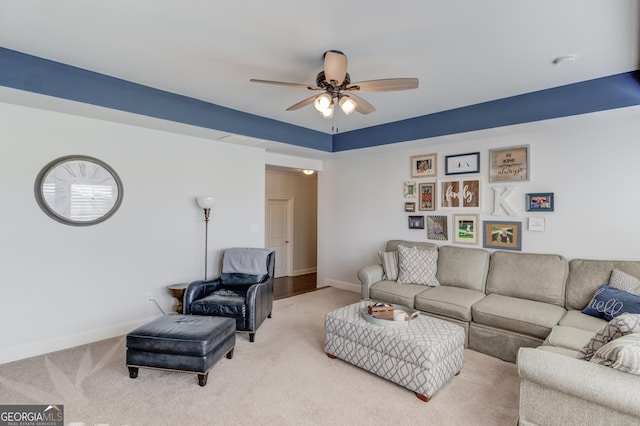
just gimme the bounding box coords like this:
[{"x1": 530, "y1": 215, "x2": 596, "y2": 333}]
[{"x1": 190, "y1": 290, "x2": 247, "y2": 317}]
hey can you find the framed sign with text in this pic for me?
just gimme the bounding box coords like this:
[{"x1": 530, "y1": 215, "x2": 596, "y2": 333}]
[{"x1": 489, "y1": 145, "x2": 530, "y2": 182}]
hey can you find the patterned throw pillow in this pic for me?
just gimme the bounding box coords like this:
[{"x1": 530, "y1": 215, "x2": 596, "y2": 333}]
[
  {"x1": 590, "y1": 333, "x2": 640, "y2": 375},
  {"x1": 581, "y1": 284, "x2": 640, "y2": 321},
  {"x1": 609, "y1": 269, "x2": 640, "y2": 296},
  {"x1": 578, "y1": 313, "x2": 640, "y2": 361},
  {"x1": 378, "y1": 251, "x2": 399, "y2": 280},
  {"x1": 396, "y1": 245, "x2": 440, "y2": 287}
]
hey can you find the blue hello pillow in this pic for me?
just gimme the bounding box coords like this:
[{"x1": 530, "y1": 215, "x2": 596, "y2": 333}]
[{"x1": 582, "y1": 284, "x2": 640, "y2": 321}]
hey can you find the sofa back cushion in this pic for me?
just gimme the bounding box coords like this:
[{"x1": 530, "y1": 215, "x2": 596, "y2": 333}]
[
  {"x1": 436, "y1": 245, "x2": 490, "y2": 292},
  {"x1": 385, "y1": 240, "x2": 438, "y2": 252},
  {"x1": 486, "y1": 251, "x2": 568, "y2": 306},
  {"x1": 567, "y1": 260, "x2": 640, "y2": 310}
]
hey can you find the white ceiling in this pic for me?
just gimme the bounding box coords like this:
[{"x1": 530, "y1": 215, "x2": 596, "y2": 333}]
[{"x1": 0, "y1": 1, "x2": 638, "y2": 150}]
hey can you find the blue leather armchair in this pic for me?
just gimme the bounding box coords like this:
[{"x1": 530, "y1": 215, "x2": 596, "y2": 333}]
[{"x1": 183, "y1": 248, "x2": 275, "y2": 342}]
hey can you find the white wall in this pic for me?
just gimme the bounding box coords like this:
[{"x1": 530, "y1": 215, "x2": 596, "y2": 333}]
[
  {"x1": 0, "y1": 102, "x2": 266, "y2": 363},
  {"x1": 318, "y1": 106, "x2": 640, "y2": 291}
]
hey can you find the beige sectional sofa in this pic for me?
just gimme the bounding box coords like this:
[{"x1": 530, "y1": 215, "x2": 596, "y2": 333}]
[{"x1": 357, "y1": 240, "x2": 640, "y2": 425}]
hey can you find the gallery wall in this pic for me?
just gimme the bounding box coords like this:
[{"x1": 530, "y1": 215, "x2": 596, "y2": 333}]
[
  {"x1": 0, "y1": 101, "x2": 267, "y2": 363},
  {"x1": 317, "y1": 106, "x2": 640, "y2": 291}
]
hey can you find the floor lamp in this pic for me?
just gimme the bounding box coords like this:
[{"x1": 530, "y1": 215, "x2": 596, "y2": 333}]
[{"x1": 196, "y1": 196, "x2": 216, "y2": 281}]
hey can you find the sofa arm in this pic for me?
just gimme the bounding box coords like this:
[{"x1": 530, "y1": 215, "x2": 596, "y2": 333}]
[
  {"x1": 357, "y1": 264, "x2": 384, "y2": 299},
  {"x1": 517, "y1": 348, "x2": 640, "y2": 424}
]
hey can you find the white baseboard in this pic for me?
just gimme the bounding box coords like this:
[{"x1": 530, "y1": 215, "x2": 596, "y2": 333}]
[
  {"x1": 293, "y1": 267, "x2": 317, "y2": 276},
  {"x1": 0, "y1": 315, "x2": 161, "y2": 365},
  {"x1": 324, "y1": 278, "x2": 360, "y2": 294}
]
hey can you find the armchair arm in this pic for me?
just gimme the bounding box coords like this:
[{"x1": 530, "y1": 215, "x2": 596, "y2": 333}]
[
  {"x1": 357, "y1": 264, "x2": 384, "y2": 299},
  {"x1": 183, "y1": 278, "x2": 221, "y2": 314},
  {"x1": 245, "y1": 276, "x2": 273, "y2": 331}
]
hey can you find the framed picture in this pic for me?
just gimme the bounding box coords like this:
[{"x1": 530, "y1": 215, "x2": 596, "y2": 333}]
[
  {"x1": 418, "y1": 182, "x2": 436, "y2": 211},
  {"x1": 408, "y1": 215, "x2": 425, "y2": 229},
  {"x1": 482, "y1": 221, "x2": 522, "y2": 251},
  {"x1": 445, "y1": 152, "x2": 480, "y2": 175},
  {"x1": 526, "y1": 192, "x2": 554, "y2": 211},
  {"x1": 404, "y1": 202, "x2": 416, "y2": 212},
  {"x1": 489, "y1": 145, "x2": 530, "y2": 182},
  {"x1": 528, "y1": 217, "x2": 545, "y2": 232},
  {"x1": 438, "y1": 177, "x2": 481, "y2": 209},
  {"x1": 427, "y1": 215, "x2": 448, "y2": 241},
  {"x1": 453, "y1": 214, "x2": 479, "y2": 245},
  {"x1": 410, "y1": 153, "x2": 437, "y2": 178},
  {"x1": 404, "y1": 181, "x2": 417, "y2": 198}
]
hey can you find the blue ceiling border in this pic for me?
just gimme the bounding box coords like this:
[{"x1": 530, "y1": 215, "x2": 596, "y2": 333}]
[
  {"x1": 332, "y1": 71, "x2": 640, "y2": 152},
  {"x1": 0, "y1": 47, "x2": 332, "y2": 152},
  {"x1": 1, "y1": 47, "x2": 639, "y2": 153}
]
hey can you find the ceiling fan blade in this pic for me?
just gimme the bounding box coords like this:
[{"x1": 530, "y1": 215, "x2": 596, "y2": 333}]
[
  {"x1": 250, "y1": 79, "x2": 320, "y2": 90},
  {"x1": 346, "y1": 93, "x2": 376, "y2": 114},
  {"x1": 346, "y1": 78, "x2": 419, "y2": 92},
  {"x1": 286, "y1": 94, "x2": 319, "y2": 111},
  {"x1": 323, "y1": 50, "x2": 348, "y2": 85}
]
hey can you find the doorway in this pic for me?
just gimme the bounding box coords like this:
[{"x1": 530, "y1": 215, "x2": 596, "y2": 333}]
[{"x1": 265, "y1": 166, "x2": 318, "y2": 280}]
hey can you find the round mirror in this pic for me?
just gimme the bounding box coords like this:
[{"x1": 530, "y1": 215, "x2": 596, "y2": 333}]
[{"x1": 34, "y1": 155, "x2": 124, "y2": 226}]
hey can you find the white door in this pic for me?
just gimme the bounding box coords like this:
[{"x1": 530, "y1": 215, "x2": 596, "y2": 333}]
[{"x1": 266, "y1": 198, "x2": 292, "y2": 278}]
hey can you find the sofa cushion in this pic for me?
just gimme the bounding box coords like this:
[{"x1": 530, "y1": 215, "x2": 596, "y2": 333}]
[
  {"x1": 396, "y1": 245, "x2": 440, "y2": 287},
  {"x1": 471, "y1": 293, "x2": 566, "y2": 339},
  {"x1": 609, "y1": 269, "x2": 640, "y2": 296},
  {"x1": 415, "y1": 286, "x2": 485, "y2": 322},
  {"x1": 378, "y1": 250, "x2": 399, "y2": 280},
  {"x1": 558, "y1": 309, "x2": 608, "y2": 333},
  {"x1": 543, "y1": 325, "x2": 596, "y2": 352},
  {"x1": 578, "y1": 313, "x2": 640, "y2": 361},
  {"x1": 369, "y1": 280, "x2": 428, "y2": 307},
  {"x1": 582, "y1": 285, "x2": 640, "y2": 321},
  {"x1": 486, "y1": 251, "x2": 568, "y2": 306},
  {"x1": 436, "y1": 245, "x2": 489, "y2": 292},
  {"x1": 590, "y1": 333, "x2": 640, "y2": 375}
]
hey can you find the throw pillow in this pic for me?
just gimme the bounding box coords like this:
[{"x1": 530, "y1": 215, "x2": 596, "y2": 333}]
[
  {"x1": 581, "y1": 284, "x2": 640, "y2": 321},
  {"x1": 589, "y1": 332, "x2": 640, "y2": 375},
  {"x1": 396, "y1": 245, "x2": 440, "y2": 287},
  {"x1": 609, "y1": 269, "x2": 640, "y2": 296},
  {"x1": 378, "y1": 251, "x2": 399, "y2": 281},
  {"x1": 578, "y1": 313, "x2": 640, "y2": 361}
]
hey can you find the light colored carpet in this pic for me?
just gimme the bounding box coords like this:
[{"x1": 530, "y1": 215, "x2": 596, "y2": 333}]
[{"x1": 0, "y1": 287, "x2": 519, "y2": 425}]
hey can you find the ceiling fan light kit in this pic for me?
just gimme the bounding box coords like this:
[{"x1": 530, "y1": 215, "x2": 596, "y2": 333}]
[{"x1": 251, "y1": 50, "x2": 418, "y2": 120}]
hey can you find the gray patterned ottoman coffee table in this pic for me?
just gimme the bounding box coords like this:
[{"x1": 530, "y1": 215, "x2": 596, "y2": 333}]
[{"x1": 324, "y1": 302, "x2": 465, "y2": 402}]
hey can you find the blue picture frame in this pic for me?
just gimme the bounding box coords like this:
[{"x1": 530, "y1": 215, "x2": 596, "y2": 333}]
[{"x1": 526, "y1": 192, "x2": 554, "y2": 212}]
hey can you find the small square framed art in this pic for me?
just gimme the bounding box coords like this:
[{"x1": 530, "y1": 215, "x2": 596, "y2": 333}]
[{"x1": 482, "y1": 221, "x2": 522, "y2": 251}]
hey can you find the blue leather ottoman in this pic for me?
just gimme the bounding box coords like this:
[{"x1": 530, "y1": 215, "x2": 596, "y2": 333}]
[{"x1": 126, "y1": 315, "x2": 235, "y2": 386}]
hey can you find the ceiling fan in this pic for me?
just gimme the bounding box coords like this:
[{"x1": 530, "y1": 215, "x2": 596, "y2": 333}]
[{"x1": 250, "y1": 50, "x2": 419, "y2": 119}]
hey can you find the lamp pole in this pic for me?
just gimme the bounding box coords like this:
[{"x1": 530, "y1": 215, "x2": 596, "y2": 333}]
[{"x1": 196, "y1": 196, "x2": 216, "y2": 281}]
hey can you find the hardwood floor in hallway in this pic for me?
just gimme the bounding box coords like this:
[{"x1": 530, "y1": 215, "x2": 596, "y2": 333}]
[{"x1": 273, "y1": 273, "x2": 318, "y2": 300}]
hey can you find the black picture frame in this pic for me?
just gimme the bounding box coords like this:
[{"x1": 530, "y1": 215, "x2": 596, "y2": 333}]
[
  {"x1": 445, "y1": 152, "x2": 480, "y2": 175},
  {"x1": 408, "y1": 215, "x2": 425, "y2": 229}
]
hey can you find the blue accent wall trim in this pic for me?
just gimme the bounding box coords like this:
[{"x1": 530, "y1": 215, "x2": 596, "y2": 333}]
[
  {"x1": 1, "y1": 47, "x2": 639, "y2": 154},
  {"x1": 0, "y1": 47, "x2": 332, "y2": 152},
  {"x1": 332, "y1": 71, "x2": 640, "y2": 152}
]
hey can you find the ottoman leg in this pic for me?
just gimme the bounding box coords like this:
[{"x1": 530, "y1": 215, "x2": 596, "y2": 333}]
[
  {"x1": 226, "y1": 348, "x2": 235, "y2": 359},
  {"x1": 198, "y1": 373, "x2": 208, "y2": 387},
  {"x1": 416, "y1": 393, "x2": 431, "y2": 403},
  {"x1": 326, "y1": 353, "x2": 337, "y2": 359},
  {"x1": 128, "y1": 367, "x2": 138, "y2": 379},
  {"x1": 249, "y1": 332, "x2": 255, "y2": 342}
]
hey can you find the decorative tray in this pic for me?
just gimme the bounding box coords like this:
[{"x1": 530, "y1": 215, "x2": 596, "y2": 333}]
[{"x1": 361, "y1": 303, "x2": 420, "y2": 327}]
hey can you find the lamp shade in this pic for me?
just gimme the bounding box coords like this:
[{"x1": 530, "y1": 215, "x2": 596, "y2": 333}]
[
  {"x1": 196, "y1": 196, "x2": 216, "y2": 209},
  {"x1": 339, "y1": 96, "x2": 357, "y2": 115}
]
